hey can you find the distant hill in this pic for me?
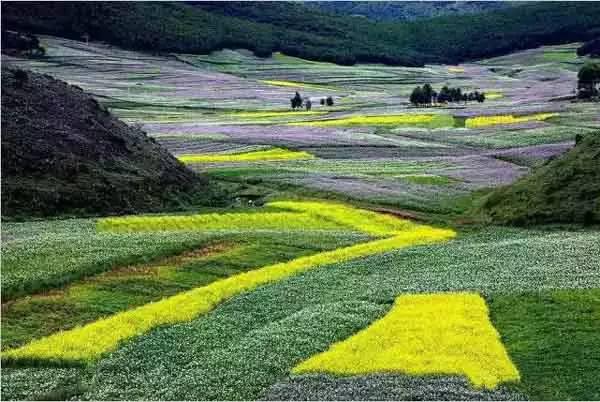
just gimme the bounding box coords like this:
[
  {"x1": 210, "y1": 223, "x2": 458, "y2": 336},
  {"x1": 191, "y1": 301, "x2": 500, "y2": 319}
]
[
  {"x1": 308, "y1": 1, "x2": 511, "y2": 22},
  {"x1": 1, "y1": 68, "x2": 223, "y2": 218},
  {"x1": 479, "y1": 133, "x2": 600, "y2": 225},
  {"x1": 2, "y1": 2, "x2": 600, "y2": 66}
]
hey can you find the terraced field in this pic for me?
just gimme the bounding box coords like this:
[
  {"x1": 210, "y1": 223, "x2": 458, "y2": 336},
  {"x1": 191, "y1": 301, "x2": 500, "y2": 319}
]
[{"x1": 2, "y1": 37, "x2": 599, "y2": 400}]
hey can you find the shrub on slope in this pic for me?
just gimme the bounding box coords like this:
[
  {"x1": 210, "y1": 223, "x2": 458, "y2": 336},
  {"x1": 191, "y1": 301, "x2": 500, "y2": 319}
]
[
  {"x1": 480, "y1": 133, "x2": 600, "y2": 225},
  {"x1": 1, "y1": 68, "x2": 222, "y2": 218}
]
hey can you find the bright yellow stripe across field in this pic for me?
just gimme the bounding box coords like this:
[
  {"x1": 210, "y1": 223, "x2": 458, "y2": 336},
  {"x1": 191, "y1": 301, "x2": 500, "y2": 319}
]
[
  {"x1": 260, "y1": 80, "x2": 332, "y2": 90},
  {"x1": 465, "y1": 112, "x2": 557, "y2": 128},
  {"x1": 230, "y1": 110, "x2": 326, "y2": 118},
  {"x1": 2, "y1": 228, "x2": 455, "y2": 363},
  {"x1": 97, "y1": 201, "x2": 416, "y2": 236},
  {"x1": 293, "y1": 292, "x2": 520, "y2": 389},
  {"x1": 178, "y1": 147, "x2": 314, "y2": 163},
  {"x1": 96, "y1": 211, "x2": 344, "y2": 233},
  {"x1": 289, "y1": 114, "x2": 438, "y2": 127}
]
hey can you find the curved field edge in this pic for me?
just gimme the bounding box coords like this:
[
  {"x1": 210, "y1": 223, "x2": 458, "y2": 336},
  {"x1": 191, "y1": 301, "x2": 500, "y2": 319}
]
[
  {"x1": 2, "y1": 226, "x2": 455, "y2": 363},
  {"x1": 96, "y1": 200, "x2": 420, "y2": 237},
  {"x1": 1, "y1": 232, "x2": 369, "y2": 350}
]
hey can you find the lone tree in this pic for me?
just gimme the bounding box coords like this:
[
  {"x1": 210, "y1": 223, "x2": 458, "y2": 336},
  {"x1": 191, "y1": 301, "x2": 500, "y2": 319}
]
[
  {"x1": 410, "y1": 86, "x2": 425, "y2": 106},
  {"x1": 422, "y1": 83, "x2": 434, "y2": 105},
  {"x1": 326, "y1": 96, "x2": 334, "y2": 106},
  {"x1": 577, "y1": 62, "x2": 600, "y2": 99},
  {"x1": 305, "y1": 98, "x2": 312, "y2": 111},
  {"x1": 14, "y1": 69, "x2": 28, "y2": 88},
  {"x1": 290, "y1": 91, "x2": 303, "y2": 109}
]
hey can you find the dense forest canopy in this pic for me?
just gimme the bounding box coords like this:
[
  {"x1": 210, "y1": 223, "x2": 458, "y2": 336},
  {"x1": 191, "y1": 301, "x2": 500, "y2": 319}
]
[
  {"x1": 307, "y1": 1, "x2": 511, "y2": 22},
  {"x1": 3, "y1": 1, "x2": 600, "y2": 66}
]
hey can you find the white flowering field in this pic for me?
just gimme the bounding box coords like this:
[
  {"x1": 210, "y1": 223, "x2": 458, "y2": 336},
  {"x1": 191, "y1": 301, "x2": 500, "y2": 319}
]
[{"x1": 2, "y1": 36, "x2": 599, "y2": 400}]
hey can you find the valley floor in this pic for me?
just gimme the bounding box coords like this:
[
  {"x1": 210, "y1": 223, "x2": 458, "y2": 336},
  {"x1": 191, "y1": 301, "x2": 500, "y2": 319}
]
[{"x1": 2, "y1": 38, "x2": 599, "y2": 400}]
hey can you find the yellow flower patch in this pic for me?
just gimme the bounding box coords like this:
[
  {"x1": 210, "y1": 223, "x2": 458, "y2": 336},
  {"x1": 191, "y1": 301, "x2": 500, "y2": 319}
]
[
  {"x1": 97, "y1": 211, "x2": 343, "y2": 233},
  {"x1": 268, "y1": 201, "x2": 417, "y2": 237},
  {"x1": 289, "y1": 114, "x2": 437, "y2": 127},
  {"x1": 97, "y1": 201, "x2": 416, "y2": 236},
  {"x1": 178, "y1": 147, "x2": 314, "y2": 163},
  {"x1": 229, "y1": 110, "x2": 326, "y2": 119},
  {"x1": 293, "y1": 292, "x2": 520, "y2": 389},
  {"x1": 260, "y1": 79, "x2": 332, "y2": 90},
  {"x1": 484, "y1": 91, "x2": 504, "y2": 100},
  {"x1": 2, "y1": 228, "x2": 456, "y2": 364},
  {"x1": 465, "y1": 113, "x2": 557, "y2": 128}
]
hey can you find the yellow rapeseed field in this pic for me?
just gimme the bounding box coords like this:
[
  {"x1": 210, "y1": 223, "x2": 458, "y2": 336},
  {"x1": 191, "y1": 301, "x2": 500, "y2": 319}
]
[
  {"x1": 230, "y1": 110, "x2": 325, "y2": 118},
  {"x1": 178, "y1": 147, "x2": 314, "y2": 163},
  {"x1": 289, "y1": 114, "x2": 439, "y2": 127},
  {"x1": 97, "y1": 211, "x2": 342, "y2": 233},
  {"x1": 268, "y1": 201, "x2": 417, "y2": 236},
  {"x1": 484, "y1": 91, "x2": 504, "y2": 100},
  {"x1": 97, "y1": 201, "x2": 416, "y2": 236},
  {"x1": 2, "y1": 228, "x2": 456, "y2": 363},
  {"x1": 465, "y1": 113, "x2": 557, "y2": 128},
  {"x1": 293, "y1": 292, "x2": 520, "y2": 389},
  {"x1": 260, "y1": 80, "x2": 332, "y2": 90}
]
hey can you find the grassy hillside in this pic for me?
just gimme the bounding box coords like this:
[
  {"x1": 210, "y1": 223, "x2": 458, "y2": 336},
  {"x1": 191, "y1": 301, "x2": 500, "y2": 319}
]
[
  {"x1": 1, "y1": 68, "x2": 224, "y2": 218},
  {"x1": 2, "y1": 1, "x2": 600, "y2": 66},
  {"x1": 480, "y1": 132, "x2": 600, "y2": 225}
]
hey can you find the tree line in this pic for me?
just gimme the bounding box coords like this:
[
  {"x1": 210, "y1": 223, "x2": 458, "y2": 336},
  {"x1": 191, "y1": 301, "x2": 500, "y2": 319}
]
[
  {"x1": 291, "y1": 92, "x2": 333, "y2": 110},
  {"x1": 3, "y1": 2, "x2": 600, "y2": 67},
  {"x1": 409, "y1": 84, "x2": 485, "y2": 107}
]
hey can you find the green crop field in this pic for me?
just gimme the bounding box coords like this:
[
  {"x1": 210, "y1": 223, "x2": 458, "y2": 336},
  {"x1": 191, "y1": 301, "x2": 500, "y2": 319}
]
[{"x1": 2, "y1": 33, "x2": 599, "y2": 401}]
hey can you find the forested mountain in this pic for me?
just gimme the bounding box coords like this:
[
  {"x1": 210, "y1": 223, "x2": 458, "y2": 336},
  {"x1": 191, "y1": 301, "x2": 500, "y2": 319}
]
[
  {"x1": 3, "y1": 1, "x2": 600, "y2": 66},
  {"x1": 308, "y1": 1, "x2": 511, "y2": 22}
]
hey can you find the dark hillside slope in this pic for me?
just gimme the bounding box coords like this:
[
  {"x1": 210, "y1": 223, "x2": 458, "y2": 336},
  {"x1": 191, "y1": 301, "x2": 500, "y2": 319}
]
[
  {"x1": 480, "y1": 133, "x2": 600, "y2": 225},
  {"x1": 1, "y1": 68, "x2": 220, "y2": 218},
  {"x1": 2, "y1": 1, "x2": 600, "y2": 66}
]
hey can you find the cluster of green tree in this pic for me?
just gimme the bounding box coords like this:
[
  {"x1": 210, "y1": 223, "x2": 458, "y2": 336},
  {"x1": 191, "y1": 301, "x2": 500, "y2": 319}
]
[
  {"x1": 3, "y1": 2, "x2": 600, "y2": 67},
  {"x1": 577, "y1": 38, "x2": 600, "y2": 58},
  {"x1": 410, "y1": 84, "x2": 484, "y2": 106},
  {"x1": 290, "y1": 92, "x2": 333, "y2": 110},
  {"x1": 577, "y1": 62, "x2": 600, "y2": 99}
]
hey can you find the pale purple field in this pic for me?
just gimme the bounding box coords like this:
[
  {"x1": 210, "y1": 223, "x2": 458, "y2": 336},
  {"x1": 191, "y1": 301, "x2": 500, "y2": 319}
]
[{"x1": 6, "y1": 36, "x2": 595, "y2": 213}]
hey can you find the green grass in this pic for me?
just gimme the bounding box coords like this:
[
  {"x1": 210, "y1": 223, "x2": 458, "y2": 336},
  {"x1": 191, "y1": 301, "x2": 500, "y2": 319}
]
[
  {"x1": 480, "y1": 132, "x2": 600, "y2": 224},
  {"x1": 0, "y1": 212, "x2": 368, "y2": 301},
  {"x1": 541, "y1": 49, "x2": 579, "y2": 63},
  {"x1": 489, "y1": 289, "x2": 600, "y2": 400},
  {"x1": 398, "y1": 174, "x2": 454, "y2": 185},
  {"x1": 47, "y1": 226, "x2": 600, "y2": 400},
  {"x1": 2, "y1": 231, "x2": 367, "y2": 349},
  {"x1": 1, "y1": 219, "x2": 216, "y2": 300},
  {"x1": 449, "y1": 125, "x2": 589, "y2": 149}
]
